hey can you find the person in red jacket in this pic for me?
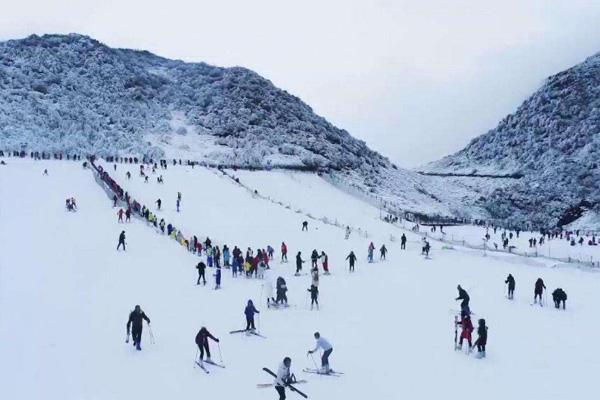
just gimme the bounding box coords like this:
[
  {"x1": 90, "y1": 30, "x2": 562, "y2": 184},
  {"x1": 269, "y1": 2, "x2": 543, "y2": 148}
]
[
  {"x1": 456, "y1": 314, "x2": 473, "y2": 351},
  {"x1": 321, "y1": 251, "x2": 329, "y2": 274},
  {"x1": 117, "y1": 208, "x2": 124, "y2": 223},
  {"x1": 281, "y1": 242, "x2": 288, "y2": 262}
]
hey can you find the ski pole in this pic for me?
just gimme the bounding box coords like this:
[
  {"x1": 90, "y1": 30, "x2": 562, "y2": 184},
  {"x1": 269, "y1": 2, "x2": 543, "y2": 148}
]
[
  {"x1": 148, "y1": 324, "x2": 155, "y2": 344},
  {"x1": 217, "y1": 342, "x2": 224, "y2": 363},
  {"x1": 257, "y1": 313, "x2": 262, "y2": 334},
  {"x1": 309, "y1": 352, "x2": 319, "y2": 370}
]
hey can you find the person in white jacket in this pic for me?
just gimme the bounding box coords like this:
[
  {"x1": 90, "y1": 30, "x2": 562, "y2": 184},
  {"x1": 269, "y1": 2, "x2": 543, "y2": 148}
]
[
  {"x1": 275, "y1": 357, "x2": 294, "y2": 400},
  {"x1": 307, "y1": 332, "x2": 333, "y2": 373}
]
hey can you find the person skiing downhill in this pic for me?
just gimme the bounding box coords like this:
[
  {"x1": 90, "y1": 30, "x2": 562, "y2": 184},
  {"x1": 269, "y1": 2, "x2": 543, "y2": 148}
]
[
  {"x1": 117, "y1": 231, "x2": 126, "y2": 251},
  {"x1": 552, "y1": 288, "x2": 567, "y2": 310},
  {"x1": 456, "y1": 314, "x2": 473, "y2": 351},
  {"x1": 281, "y1": 242, "x2": 288, "y2": 262},
  {"x1": 307, "y1": 332, "x2": 333, "y2": 373},
  {"x1": 126, "y1": 305, "x2": 150, "y2": 351},
  {"x1": 274, "y1": 357, "x2": 296, "y2": 400},
  {"x1": 474, "y1": 318, "x2": 488, "y2": 358},
  {"x1": 505, "y1": 274, "x2": 515, "y2": 300},
  {"x1": 346, "y1": 251, "x2": 357, "y2": 272},
  {"x1": 195, "y1": 327, "x2": 219, "y2": 365},
  {"x1": 455, "y1": 285, "x2": 470, "y2": 317},
  {"x1": 534, "y1": 278, "x2": 546, "y2": 305},
  {"x1": 295, "y1": 252, "x2": 305, "y2": 276},
  {"x1": 196, "y1": 261, "x2": 207, "y2": 285},
  {"x1": 320, "y1": 251, "x2": 330, "y2": 274},
  {"x1": 244, "y1": 300, "x2": 260, "y2": 330},
  {"x1": 380, "y1": 244, "x2": 387, "y2": 260}
]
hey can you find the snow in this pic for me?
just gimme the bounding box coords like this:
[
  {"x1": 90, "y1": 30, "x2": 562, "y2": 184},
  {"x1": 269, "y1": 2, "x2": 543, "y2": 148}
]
[{"x1": 2, "y1": 158, "x2": 600, "y2": 400}]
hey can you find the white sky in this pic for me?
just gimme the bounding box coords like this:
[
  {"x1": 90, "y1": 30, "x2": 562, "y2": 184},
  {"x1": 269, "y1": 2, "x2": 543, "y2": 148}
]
[{"x1": 2, "y1": 0, "x2": 600, "y2": 167}]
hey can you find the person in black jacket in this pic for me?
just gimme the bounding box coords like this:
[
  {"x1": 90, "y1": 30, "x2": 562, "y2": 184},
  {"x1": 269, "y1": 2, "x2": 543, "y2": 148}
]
[
  {"x1": 534, "y1": 278, "x2": 546, "y2": 305},
  {"x1": 244, "y1": 300, "x2": 260, "y2": 330},
  {"x1": 196, "y1": 262, "x2": 207, "y2": 285},
  {"x1": 552, "y1": 288, "x2": 567, "y2": 310},
  {"x1": 474, "y1": 318, "x2": 488, "y2": 358},
  {"x1": 311, "y1": 249, "x2": 319, "y2": 268},
  {"x1": 505, "y1": 274, "x2": 516, "y2": 300},
  {"x1": 117, "y1": 231, "x2": 126, "y2": 251},
  {"x1": 126, "y1": 305, "x2": 150, "y2": 350},
  {"x1": 276, "y1": 277, "x2": 288, "y2": 306},
  {"x1": 195, "y1": 327, "x2": 219, "y2": 364},
  {"x1": 401, "y1": 234, "x2": 407, "y2": 250},
  {"x1": 456, "y1": 285, "x2": 470, "y2": 316},
  {"x1": 346, "y1": 251, "x2": 357, "y2": 272},
  {"x1": 295, "y1": 252, "x2": 305, "y2": 275}
]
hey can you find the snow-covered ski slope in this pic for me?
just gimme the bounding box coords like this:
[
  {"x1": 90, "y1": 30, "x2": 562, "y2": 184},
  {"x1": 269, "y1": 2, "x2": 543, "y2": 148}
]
[{"x1": 1, "y1": 159, "x2": 599, "y2": 400}]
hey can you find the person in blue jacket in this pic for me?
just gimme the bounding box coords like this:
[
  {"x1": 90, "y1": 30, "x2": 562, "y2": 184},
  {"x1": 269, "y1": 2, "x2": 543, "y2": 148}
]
[{"x1": 244, "y1": 300, "x2": 260, "y2": 330}]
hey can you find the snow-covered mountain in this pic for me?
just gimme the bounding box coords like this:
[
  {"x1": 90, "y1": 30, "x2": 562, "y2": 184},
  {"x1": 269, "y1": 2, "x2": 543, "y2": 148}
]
[
  {"x1": 423, "y1": 53, "x2": 600, "y2": 228},
  {"x1": 0, "y1": 33, "x2": 489, "y2": 221}
]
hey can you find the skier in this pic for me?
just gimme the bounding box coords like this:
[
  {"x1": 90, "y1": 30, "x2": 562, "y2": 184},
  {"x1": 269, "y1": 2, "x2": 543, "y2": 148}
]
[
  {"x1": 195, "y1": 327, "x2": 219, "y2": 365},
  {"x1": 307, "y1": 332, "x2": 333, "y2": 373},
  {"x1": 117, "y1": 208, "x2": 124, "y2": 223},
  {"x1": 455, "y1": 314, "x2": 473, "y2": 351},
  {"x1": 156, "y1": 198, "x2": 161, "y2": 210},
  {"x1": 534, "y1": 278, "x2": 546, "y2": 305},
  {"x1": 264, "y1": 277, "x2": 276, "y2": 307},
  {"x1": 113, "y1": 195, "x2": 118, "y2": 207},
  {"x1": 295, "y1": 252, "x2": 305, "y2": 276},
  {"x1": 474, "y1": 318, "x2": 488, "y2": 358},
  {"x1": 311, "y1": 266, "x2": 319, "y2": 288},
  {"x1": 367, "y1": 242, "x2": 375, "y2": 263},
  {"x1": 422, "y1": 239, "x2": 431, "y2": 257},
  {"x1": 308, "y1": 284, "x2": 319, "y2": 310},
  {"x1": 215, "y1": 265, "x2": 222, "y2": 290},
  {"x1": 267, "y1": 245, "x2": 274, "y2": 260},
  {"x1": 276, "y1": 276, "x2": 288, "y2": 306},
  {"x1": 196, "y1": 261, "x2": 207, "y2": 285},
  {"x1": 552, "y1": 288, "x2": 567, "y2": 310},
  {"x1": 126, "y1": 305, "x2": 150, "y2": 351},
  {"x1": 455, "y1": 285, "x2": 470, "y2": 316},
  {"x1": 302, "y1": 221, "x2": 308, "y2": 231},
  {"x1": 346, "y1": 251, "x2": 357, "y2": 272},
  {"x1": 310, "y1": 249, "x2": 319, "y2": 268},
  {"x1": 401, "y1": 234, "x2": 407, "y2": 250},
  {"x1": 117, "y1": 231, "x2": 126, "y2": 251},
  {"x1": 380, "y1": 244, "x2": 387, "y2": 260},
  {"x1": 505, "y1": 274, "x2": 515, "y2": 299},
  {"x1": 281, "y1": 242, "x2": 288, "y2": 262},
  {"x1": 274, "y1": 357, "x2": 296, "y2": 400},
  {"x1": 125, "y1": 208, "x2": 131, "y2": 222},
  {"x1": 176, "y1": 198, "x2": 180, "y2": 212},
  {"x1": 320, "y1": 251, "x2": 330, "y2": 274},
  {"x1": 244, "y1": 300, "x2": 260, "y2": 330}
]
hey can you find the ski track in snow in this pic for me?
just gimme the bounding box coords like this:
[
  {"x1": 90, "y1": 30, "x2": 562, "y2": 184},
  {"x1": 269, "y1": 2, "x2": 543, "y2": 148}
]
[{"x1": 1, "y1": 158, "x2": 599, "y2": 400}]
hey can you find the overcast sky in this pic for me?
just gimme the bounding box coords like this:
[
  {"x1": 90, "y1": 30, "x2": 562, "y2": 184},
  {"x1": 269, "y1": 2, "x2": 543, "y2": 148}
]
[{"x1": 2, "y1": 1, "x2": 600, "y2": 167}]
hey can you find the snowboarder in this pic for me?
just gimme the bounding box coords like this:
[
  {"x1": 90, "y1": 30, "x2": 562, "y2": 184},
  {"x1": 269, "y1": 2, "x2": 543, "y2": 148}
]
[
  {"x1": 276, "y1": 277, "x2": 288, "y2": 306},
  {"x1": 156, "y1": 198, "x2": 161, "y2": 210},
  {"x1": 307, "y1": 332, "x2": 333, "y2": 373},
  {"x1": 534, "y1": 278, "x2": 546, "y2": 305},
  {"x1": 552, "y1": 288, "x2": 567, "y2": 310},
  {"x1": 455, "y1": 285, "x2": 470, "y2": 316},
  {"x1": 126, "y1": 305, "x2": 150, "y2": 351},
  {"x1": 302, "y1": 221, "x2": 308, "y2": 231},
  {"x1": 456, "y1": 314, "x2": 473, "y2": 351},
  {"x1": 195, "y1": 327, "x2": 219, "y2": 365},
  {"x1": 505, "y1": 274, "x2": 515, "y2": 299},
  {"x1": 380, "y1": 244, "x2": 387, "y2": 260},
  {"x1": 401, "y1": 234, "x2": 407, "y2": 250},
  {"x1": 295, "y1": 252, "x2": 305, "y2": 275},
  {"x1": 346, "y1": 251, "x2": 357, "y2": 272},
  {"x1": 274, "y1": 357, "x2": 295, "y2": 400},
  {"x1": 474, "y1": 318, "x2": 488, "y2": 358},
  {"x1": 117, "y1": 231, "x2": 126, "y2": 251},
  {"x1": 244, "y1": 300, "x2": 260, "y2": 330},
  {"x1": 320, "y1": 251, "x2": 329, "y2": 274},
  {"x1": 196, "y1": 261, "x2": 207, "y2": 285},
  {"x1": 281, "y1": 242, "x2": 288, "y2": 262}
]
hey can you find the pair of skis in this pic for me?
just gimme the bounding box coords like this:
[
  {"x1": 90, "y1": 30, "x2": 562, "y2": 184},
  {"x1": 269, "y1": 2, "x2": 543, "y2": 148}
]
[
  {"x1": 195, "y1": 358, "x2": 226, "y2": 374},
  {"x1": 229, "y1": 329, "x2": 266, "y2": 338},
  {"x1": 262, "y1": 368, "x2": 308, "y2": 398},
  {"x1": 302, "y1": 368, "x2": 343, "y2": 377}
]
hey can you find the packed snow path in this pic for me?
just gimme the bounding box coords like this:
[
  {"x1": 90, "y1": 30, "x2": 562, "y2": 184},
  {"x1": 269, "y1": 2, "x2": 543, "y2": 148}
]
[{"x1": 1, "y1": 159, "x2": 599, "y2": 400}]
